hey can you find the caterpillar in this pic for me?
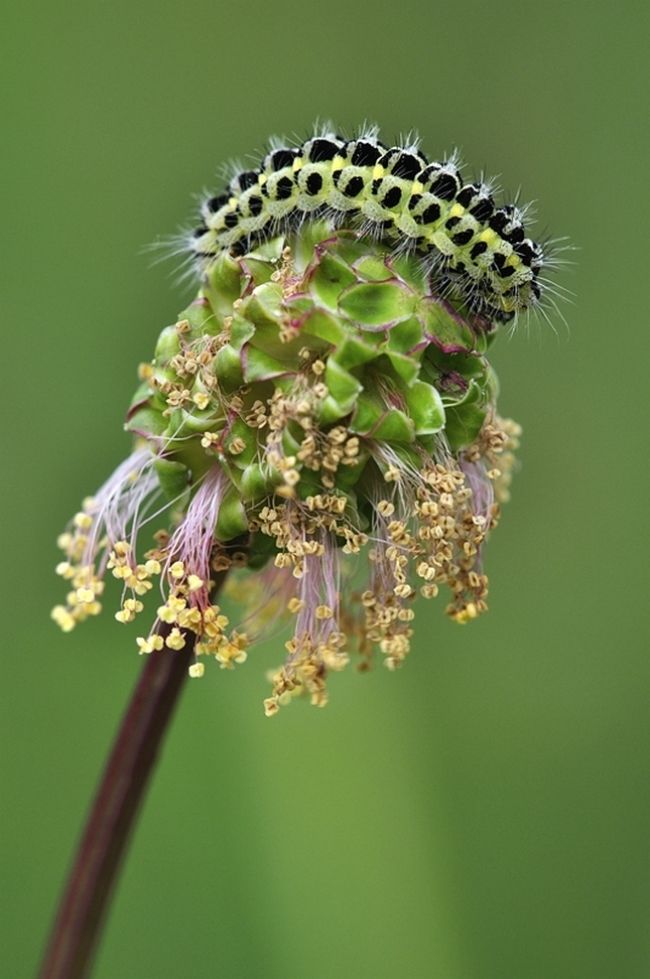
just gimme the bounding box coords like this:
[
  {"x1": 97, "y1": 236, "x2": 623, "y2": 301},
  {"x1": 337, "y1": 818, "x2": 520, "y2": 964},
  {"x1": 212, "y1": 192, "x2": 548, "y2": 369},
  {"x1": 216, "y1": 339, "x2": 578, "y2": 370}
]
[{"x1": 190, "y1": 126, "x2": 546, "y2": 323}]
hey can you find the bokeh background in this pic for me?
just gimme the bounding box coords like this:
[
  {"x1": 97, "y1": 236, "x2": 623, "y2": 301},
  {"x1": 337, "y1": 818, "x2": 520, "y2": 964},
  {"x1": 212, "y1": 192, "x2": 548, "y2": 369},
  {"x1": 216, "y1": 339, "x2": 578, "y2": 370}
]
[{"x1": 2, "y1": 2, "x2": 649, "y2": 977}]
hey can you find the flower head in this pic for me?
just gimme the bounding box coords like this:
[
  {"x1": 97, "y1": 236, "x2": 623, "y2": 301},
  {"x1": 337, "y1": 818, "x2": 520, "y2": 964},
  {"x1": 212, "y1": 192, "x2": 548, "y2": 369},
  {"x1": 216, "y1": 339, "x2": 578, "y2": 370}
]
[{"x1": 54, "y1": 131, "x2": 529, "y2": 715}]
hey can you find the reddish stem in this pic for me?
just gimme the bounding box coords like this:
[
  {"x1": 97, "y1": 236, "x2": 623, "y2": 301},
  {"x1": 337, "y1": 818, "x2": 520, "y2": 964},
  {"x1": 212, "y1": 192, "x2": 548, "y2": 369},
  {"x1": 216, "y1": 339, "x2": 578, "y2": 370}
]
[{"x1": 38, "y1": 578, "x2": 225, "y2": 979}]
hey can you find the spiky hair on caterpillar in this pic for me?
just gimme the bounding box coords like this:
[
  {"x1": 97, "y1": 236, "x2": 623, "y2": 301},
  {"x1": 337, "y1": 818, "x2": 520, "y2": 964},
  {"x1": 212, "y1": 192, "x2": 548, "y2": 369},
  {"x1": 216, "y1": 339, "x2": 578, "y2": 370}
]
[{"x1": 189, "y1": 125, "x2": 547, "y2": 324}]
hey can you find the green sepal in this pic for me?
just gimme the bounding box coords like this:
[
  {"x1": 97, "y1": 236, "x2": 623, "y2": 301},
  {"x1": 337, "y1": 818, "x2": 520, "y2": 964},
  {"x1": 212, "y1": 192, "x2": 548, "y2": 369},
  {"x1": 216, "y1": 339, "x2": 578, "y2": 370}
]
[
  {"x1": 339, "y1": 281, "x2": 415, "y2": 327},
  {"x1": 300, "y1": 307, "x2": 345, "y2": 345},
  {"x1": 162, "y1": 436, "x2": 216, "y2": 485},
  {"x1": 333, "y1": 455, "x2": 369, "y2": 491},
  {"x1": 421, "y1": 301, "x2": 475, "y2": 353},
  {"x1": 318, "y1": 395, "x2": 353, "y2": 425},
  {"x1": 182, "y1": 298, "x2": 220, "y2": 339},
  {"x1": 381, "y1": 349, "x2": 420, "y2": 386},
  {"x1": 124, "y1": 400, "x2": 168, "y2": 439},
  {"x1": 350, "y1": 393, "x2": 414, "y2": 442},
  {"x1": 154, "y1": 458, "x2": 190, "y2": 502},
  {"x1": 204, "y1": 253, "x2": 242, "y2": 314},
  {"x1": 162, "y1": 407, "x2": 183, "y2": 436},
  {"x1": 273, "y1": 374, "x2": 300, "y2": 396},
  {"x1": 417, "y1": 433, "x2": 438, "y2": 455},
  {"x1": 229, "y1": 316, "x2": 256, "y2": 350},
  {"x1": 240, "y1": 463, "x2": 274, "y2": 502},
  {"x1": 176, "y1": 407, "x2": 221, "y2": 435},
  {"x1": 332, "y1": 235, "x2": 374, "y2": 268},
  {"x1": 444, "y1": 380, "x2": 488, "y2": 450},
  {"x1": 370, "y1": 442, "x2": 420, "y2": 480},
  {"x1": 350, "y1": 392, "x2": 384, "y2": 434},
  {"x1": 404, "y1": 381, "x2": 445, "y2": 435},
  {"x1": 386, "y1": 317, "x2": 425, "y2": 355},
  {"x1": 127, "y1": 379, "x2": 157, "y2": 405},
  {"x1": 241, "y1": 257, "x2": 275, "y2": 287},
  {"x1": 242, "y1": 282, "x2": 283, "y2": 328},
  {"x1": 353, "y1": 255, "x2": 392, "y2": 282},
  {"x1": 246, "y1": 236, "x2": 285, "y2": 263},
  {"x1": 213, "y1": 344, "x2": 244, "y2": 389},
  {"x1": 486, "y1": 363, "x2": 500, "y2": 401},
  {"x1": 224, "y1": 418, "x2": 257, "y2": 466},
  {"x1": 215, "y1": 486, "x2": 249, "y2": 541},
  {"x1": 243, "y1": 345, "x2": 289, "y2": 382},
  {"x1": 281, "y1": 425, "x2": 303, "y2": 457},
  {"x1": 325, "y1": 358, "x2": 363, "y2": 404},
  {"x1": 471, "y1": 328, "x2": 490, "y2": 356},
  {"x1": 350, "y1": 391, "x2": 415, "y2": 442},
  {"x1": 291, "y1": 221, "x2": 332, "y2": 271},
  {"x1": 372, "y1": 410, "x2": 415, "y2": 443},
  {"x1": 425, "y1": 345, "x2": 486, "y2": 381},
  {"x1": 390, "y1": 253, "x2": 429, "y2": 293},
  {"x1": 310, "y1": 252, "x2": 356, "y2": 310},
  {"x1": 151, "y1": 365, "x2": 178, "y2": 390},
  {"x1": 334, "y1": 335, "x2": 381, "y2": 370},
  {"x1": 154, "y1": 325, "x2": 181, "y2": 364}
]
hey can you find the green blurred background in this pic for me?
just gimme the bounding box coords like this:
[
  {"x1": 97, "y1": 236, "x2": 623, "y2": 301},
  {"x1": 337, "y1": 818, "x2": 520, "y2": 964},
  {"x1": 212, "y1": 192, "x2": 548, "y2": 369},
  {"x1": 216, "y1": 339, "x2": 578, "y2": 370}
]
[{"x1": 2, "y1": 2, "x2": 649, "y2": 977}]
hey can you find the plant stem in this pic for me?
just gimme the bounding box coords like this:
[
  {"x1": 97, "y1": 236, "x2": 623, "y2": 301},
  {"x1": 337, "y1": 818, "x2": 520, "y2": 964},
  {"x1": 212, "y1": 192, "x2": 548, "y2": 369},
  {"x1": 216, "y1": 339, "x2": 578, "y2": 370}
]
[{"x1": 38, "y1": 574, "x2": 226, "y2": 979}]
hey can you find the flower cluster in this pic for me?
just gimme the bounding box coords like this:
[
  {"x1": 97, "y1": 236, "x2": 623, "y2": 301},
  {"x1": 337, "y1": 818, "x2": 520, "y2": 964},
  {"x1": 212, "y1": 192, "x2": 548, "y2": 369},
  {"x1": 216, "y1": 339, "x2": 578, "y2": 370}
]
[{"x1": 53, "y1": 221, "x2": 520, "y2": 714}]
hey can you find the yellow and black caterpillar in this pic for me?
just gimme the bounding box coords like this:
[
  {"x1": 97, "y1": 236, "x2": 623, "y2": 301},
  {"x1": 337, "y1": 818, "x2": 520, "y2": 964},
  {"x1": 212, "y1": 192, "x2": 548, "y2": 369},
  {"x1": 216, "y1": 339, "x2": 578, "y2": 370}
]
[{"x1": 191, "y1": 127, "x2": 545, "y2": 323}]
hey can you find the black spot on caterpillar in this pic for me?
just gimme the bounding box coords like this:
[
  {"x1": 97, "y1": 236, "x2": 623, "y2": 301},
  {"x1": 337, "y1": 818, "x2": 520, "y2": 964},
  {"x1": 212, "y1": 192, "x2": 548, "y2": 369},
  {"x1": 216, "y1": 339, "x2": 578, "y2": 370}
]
[{"x1": 190, "y1": 126, "x2": 548, "y2": 322}]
